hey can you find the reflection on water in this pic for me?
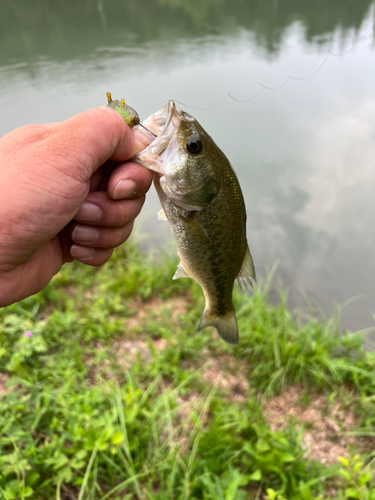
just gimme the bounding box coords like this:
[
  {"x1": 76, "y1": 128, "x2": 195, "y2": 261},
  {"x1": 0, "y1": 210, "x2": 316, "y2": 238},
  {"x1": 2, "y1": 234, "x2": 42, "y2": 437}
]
[
  {"x1": 1, "y1": 0, "x2": 375, "y2": 334},
  {"x1": 1, "y1": 0, "x2": 373, "y2": 64}
]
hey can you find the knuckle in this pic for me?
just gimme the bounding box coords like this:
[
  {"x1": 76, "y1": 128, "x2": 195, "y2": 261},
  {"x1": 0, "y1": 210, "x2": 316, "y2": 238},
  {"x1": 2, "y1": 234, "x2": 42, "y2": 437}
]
[
  {"x1": 98, "y1": 224, "x2": 133, "y2": 248},
  {"x1": 10, "y1": 124, "x2": 54, "y2": 149},
  {"x1": 116, "y1": 222, "x2": 133, "y2": 246},
  {"x1": 24, "y1": 123, "x2": 53, "y2": 141},
  {"x1": 109, "y1": 201, "x2": 134, "y2": 227},
  {"x1": 93, "y1": 248, "x2": 113, "y2": 266},
  {"x1": 77, "y1": 247, "x2": 113, "y2": 267}
]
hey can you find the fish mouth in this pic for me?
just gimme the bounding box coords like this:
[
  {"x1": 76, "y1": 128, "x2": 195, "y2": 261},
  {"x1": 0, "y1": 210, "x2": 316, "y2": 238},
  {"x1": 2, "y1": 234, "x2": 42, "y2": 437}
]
[
  {"x1": 131, "y1": 100, "x2": 182, "y2": 173},
  {"x1": 132, "y1": 101, "x2": 206, "y2": 201},
  {"x1": 142, "y1": 100, "x2": 176, "y2": 138}
]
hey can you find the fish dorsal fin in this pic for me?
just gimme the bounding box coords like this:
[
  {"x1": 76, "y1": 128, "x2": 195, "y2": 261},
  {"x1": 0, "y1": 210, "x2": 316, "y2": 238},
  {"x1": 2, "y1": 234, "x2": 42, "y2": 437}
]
[
  {"x1": 173, "y1": 262, "x2": 190, "y2": 280},
  {"x1": 157, "y1": 209, "x2": 168, "y2": 221},
  {"x1": 237, "y1": 245, "x2": 256, "y2": 293}
]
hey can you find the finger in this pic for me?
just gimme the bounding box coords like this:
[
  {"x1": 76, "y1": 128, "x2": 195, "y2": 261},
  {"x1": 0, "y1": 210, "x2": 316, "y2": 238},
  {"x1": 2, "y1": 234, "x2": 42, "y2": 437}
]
[
  {"x1": 74, "y1": 191, "x2": 145, "y2": 228},
  {"x1": 108, "y1": 161, "x2": 153, "y2": 200},
  {"x1": 69, "y1": 221, "x2": 134, "y2": 249},
  {"x1": 55, "y1": 107, "x2": 150, "y2": 184},
  {"x1": 70, "y1": 245, "x2": 114, "y2": 267}
]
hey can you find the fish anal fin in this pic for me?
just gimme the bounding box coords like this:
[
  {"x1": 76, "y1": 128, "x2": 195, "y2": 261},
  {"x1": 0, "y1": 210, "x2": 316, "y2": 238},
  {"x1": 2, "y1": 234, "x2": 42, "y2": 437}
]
[
  {"x1": 173, "y1": 261, "x2": 189, "y2": 280},
  {"x1": 237, "y1": 244, "x2": 256, "y2": 293},
  {"x1": 198, "y1": 309, "x2": 238, "y2": 345}
]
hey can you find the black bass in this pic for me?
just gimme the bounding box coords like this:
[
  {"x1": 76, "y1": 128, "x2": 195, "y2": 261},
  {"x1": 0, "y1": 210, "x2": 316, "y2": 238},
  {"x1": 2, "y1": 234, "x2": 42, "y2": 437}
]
[{"x1": 133, "y1": 101, "x2": 256, "y2": 344}]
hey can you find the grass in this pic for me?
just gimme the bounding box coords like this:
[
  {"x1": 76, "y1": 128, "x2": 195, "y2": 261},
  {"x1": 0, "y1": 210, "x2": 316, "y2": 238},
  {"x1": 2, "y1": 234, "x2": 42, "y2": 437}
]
[{"x1": 0, "y1": 239, "x2": 375, "y2": 500}]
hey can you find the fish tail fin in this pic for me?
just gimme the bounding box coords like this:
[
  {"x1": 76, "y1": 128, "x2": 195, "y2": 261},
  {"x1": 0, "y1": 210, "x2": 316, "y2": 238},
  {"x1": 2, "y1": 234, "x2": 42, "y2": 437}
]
[{"x1": 198, "y1": 308, "x2": 238, "y2": 345}]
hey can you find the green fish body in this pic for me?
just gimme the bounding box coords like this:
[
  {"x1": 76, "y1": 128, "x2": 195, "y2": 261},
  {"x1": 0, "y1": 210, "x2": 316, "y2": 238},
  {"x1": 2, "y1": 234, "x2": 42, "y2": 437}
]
[{"x1": 133, "y1": 101, "x2": 256, "y2": 344}]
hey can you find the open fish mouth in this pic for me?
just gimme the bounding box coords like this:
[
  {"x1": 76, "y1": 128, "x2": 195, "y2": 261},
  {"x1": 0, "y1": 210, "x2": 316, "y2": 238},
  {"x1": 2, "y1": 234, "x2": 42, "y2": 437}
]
[
  {"x1": 138, "y1": 100, "x2": 177, "y2": 142},
  {"x1": 131, "y1": 100, "x2": 182, "y2": 171},
  {"x1": 131, "y1": 100, "x2": 207, "y2": 199}
]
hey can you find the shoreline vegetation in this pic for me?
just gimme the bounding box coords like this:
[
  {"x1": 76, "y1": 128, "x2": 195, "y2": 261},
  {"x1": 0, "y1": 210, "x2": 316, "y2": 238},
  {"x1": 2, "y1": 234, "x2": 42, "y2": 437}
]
[{"x1": 0, "y1": 240, "x2": 374, "y2": 500}]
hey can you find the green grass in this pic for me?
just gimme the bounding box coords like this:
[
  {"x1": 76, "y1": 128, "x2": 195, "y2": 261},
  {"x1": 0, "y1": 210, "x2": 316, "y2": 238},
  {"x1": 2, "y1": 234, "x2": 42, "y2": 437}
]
[{"x1": 0, "y1": 240, "x2": 375, "y2": 500}]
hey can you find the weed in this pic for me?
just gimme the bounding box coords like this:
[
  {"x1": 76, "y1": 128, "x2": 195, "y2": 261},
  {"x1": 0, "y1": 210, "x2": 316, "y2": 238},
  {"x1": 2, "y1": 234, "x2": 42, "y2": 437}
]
[{"x1": 0, "y1": 242, "x2": 374, "y2": 499}]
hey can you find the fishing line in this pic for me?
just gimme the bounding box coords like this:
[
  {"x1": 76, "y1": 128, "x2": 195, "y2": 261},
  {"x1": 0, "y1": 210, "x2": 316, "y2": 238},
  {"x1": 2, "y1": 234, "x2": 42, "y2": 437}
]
[
  {"x1": 227, "y1": 88, "x2": 261, "y2": 103},
  {"x1": 328, "y1": 41, "x2": 356, "y2": 56},
  {"x1": 226, "y1": 34, "x2": 360, "y2": 102},
  {"x1": 260, "y1": 78, "x2": 290, "y2": 90},
  {"x1": 143, "y1": 10, "x2": 374, "y2": 112},
  {"x1": 348, "y1": 5, "x2": 375, "y2": 38},
  {"x1": 226, "y1": 50, "x2": 328, "y2": 102},
  {"x1": 141, "y1": 92, "x2": 230, "y2": 115},
  {"x1": 139, "y1": 123, "x2": 157, "y2": 137},
  {"x1": 171, "y1": 92, "x2": 230, "y2": 110},
  {"x1": 289, "y1": 52, "x2": 329, "y2": 81},
  {"x1": 142, "y1": 100, "x2": 171, "y2": 115},
  {"x1": 200, "y1": 12, "x2": 375, "y2": 108},
  {"x1": 227, "y1": 9, "x2": 375, "y2": 102},
  {"x1": 349, "y1": 22, "x2": 375, "y2": 38}
]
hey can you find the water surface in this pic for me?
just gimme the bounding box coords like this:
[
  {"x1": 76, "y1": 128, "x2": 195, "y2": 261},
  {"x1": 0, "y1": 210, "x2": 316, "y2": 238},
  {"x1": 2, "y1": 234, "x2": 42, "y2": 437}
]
[{"x1": 1, "y1": 0, "x2": 375, "y2": 334}]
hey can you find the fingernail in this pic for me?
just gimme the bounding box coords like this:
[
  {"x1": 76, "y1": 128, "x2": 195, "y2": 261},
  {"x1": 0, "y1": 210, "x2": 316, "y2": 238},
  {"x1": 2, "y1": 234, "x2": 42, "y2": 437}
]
[
  {"x1": 70, "y1": 245, "x2": 94, "y2": 259},
  {"x1": 72, "y1": 225, "x2": 98, "y2": 243},
  {"x1": 75, "y1": 202, "x2": 102, "y2": 222},
  {"x1": 133, "y1": 129, "x2": 150, "y2": 147},
  {"x1": 113, "y1": 179, "x2": 138, "y2": 200}
]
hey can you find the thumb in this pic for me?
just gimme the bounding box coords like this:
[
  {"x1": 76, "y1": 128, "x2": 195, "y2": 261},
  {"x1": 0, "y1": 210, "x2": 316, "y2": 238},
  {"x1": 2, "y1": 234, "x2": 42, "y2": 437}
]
[{"x1": 55, "y1": 106, "x2": 149, "y2": 183}]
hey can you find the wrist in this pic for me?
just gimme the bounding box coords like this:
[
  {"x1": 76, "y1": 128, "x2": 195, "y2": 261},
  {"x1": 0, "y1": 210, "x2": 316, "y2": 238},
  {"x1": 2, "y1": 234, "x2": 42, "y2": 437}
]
[{"x1": 0, "y1": 271, "x2": 24, "y2": 307}]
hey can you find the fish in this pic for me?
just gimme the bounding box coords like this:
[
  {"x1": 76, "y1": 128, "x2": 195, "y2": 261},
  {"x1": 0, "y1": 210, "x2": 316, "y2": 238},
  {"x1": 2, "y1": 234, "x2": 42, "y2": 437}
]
[{"x1": 132, "y1": 101, "x2": 256, "y2": 344}]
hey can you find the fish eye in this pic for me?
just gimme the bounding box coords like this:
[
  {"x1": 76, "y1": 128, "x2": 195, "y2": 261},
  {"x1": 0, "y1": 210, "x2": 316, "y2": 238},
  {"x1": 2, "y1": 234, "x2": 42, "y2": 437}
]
[{"x1": 185, "y1": 136, "x2": 203, "y2": 155}]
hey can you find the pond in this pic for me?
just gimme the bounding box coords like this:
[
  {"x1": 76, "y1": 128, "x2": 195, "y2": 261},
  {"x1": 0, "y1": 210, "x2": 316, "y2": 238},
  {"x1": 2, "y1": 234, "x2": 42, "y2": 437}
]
[{"x1": 1, "y1": 0, "x2": 375, "y2": 336}]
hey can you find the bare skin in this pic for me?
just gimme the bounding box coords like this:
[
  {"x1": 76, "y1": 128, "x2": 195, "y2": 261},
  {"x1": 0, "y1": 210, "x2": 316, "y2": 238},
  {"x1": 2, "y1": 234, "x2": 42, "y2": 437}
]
[{"x1": 0, "y1": 106, "x2": 152, "y2": 307}]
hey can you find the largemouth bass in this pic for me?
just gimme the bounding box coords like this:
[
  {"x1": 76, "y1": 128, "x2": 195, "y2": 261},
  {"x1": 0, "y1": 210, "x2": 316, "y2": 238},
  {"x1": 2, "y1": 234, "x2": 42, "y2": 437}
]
[{"x1": 133, "y1": 101, "x2": 256, "y2": 344}]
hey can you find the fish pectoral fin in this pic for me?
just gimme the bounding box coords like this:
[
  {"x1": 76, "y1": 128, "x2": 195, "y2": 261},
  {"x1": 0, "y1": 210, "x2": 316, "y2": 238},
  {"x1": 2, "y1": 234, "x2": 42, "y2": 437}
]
[
  {"x1": 157, "y1": 209, "x2": 168, "y2": 221},
  {"x1": 180, "y1": 211, "x2": 209, "y2": 239},
  {"x1": 173, "y1": 262, "x2": 190, "y2": 280},
  {"x1": 237, "y1": 245, "x2": 256, "y2": 293},
  {"x1": 198, "y1": 309, "x2": 238, "y2": 345},
  {"x1": 192, "y1": 214, "x2": 209, "y2": 239}
]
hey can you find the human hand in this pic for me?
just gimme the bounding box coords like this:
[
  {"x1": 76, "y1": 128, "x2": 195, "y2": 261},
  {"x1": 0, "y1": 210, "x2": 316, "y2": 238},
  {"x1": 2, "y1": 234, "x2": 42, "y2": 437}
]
[{"x1": 0, "y1": 107, "x2": 152, "y2": 307}]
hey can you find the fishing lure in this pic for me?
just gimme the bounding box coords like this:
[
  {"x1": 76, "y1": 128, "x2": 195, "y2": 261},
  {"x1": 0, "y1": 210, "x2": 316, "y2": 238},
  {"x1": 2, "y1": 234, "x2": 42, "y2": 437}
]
[{"x1": 106, "y1": 92, "x2": 140, "y2": 128}]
